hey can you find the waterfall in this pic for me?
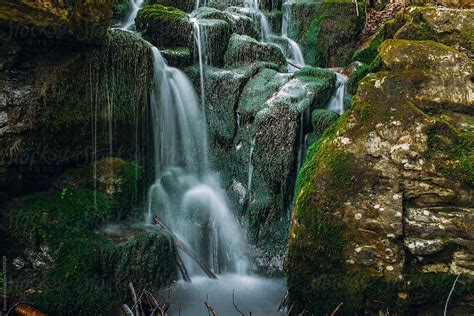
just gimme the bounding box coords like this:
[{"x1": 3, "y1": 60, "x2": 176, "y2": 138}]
[
  {"x1": 119, "y1": 0, "x2": 144, "y2": 30},
  {"x1": 146, "y1": 47, "x2": 248, "y2": 277},
  {"x1": 247, "y1": 136, "x2": 256, "y2": 205},
  {"x1": 327, "y1": 72, "x2": 348, "y2": 115},
  {"x1": 282, "y1": 1, "x2": 305, "y2": 71},
  {"x1": 191, "y1": 18, "x2": 207, "y2": 112},
  {"x1": 244, "y1": 0, "x2": 271, "y2": 42}
]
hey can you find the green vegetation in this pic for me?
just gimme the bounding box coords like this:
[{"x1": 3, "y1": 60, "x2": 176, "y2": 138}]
[
  {"x1": 112, "y1": 0, "x2": 130, "y2": 25},
  {"x1": 303, "y1": 0, "x2": 366, "y2": 67},
  {"x1": 135, "y1": 4, "x2": 191, "y2": 48}
]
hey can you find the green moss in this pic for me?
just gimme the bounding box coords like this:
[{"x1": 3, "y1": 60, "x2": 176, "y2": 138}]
[
  {"x1": 311, "y1": 109, "x2": 339, "y2": 139},
  {"x1": 135, "y1": 4, "x2": 190, "y2": 48},
  {"x1": 112, "y1": 0, "x2": 130, "y2": 25},
  {"x1": 427, "y1": 120, "x2": 474, "y2": 186},
  {"x1": 145, "y1": 0, "x2": 194, "y2": 12},
  {"x1": 352, "y1": 28, "x2": 385, "y2": 65},
  {"x1": 303, "y1": 0, "x2": 366, "y2": 67}
]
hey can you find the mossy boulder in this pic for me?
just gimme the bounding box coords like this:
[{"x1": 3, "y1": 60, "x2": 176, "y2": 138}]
[
  {"x1": 287, "y1": 39, "x2": 474, "y2": 314},
  {"x1": 0, "y1": 0, "x2": 113, "y2": 44},
  {"x1": 0, "y1": 29, "x2": 153, "y2": 193},
  {"x1": 3, "y1": 188, "x2": 176, "y2": 315},
  {"x1": 353, "y1": 6, "x2": 474, "y2": 64},
  {"x1": 302, "y1": 0, "x2": 366, "y2": 67},
  {"x1": 224, "y1": 34, "x2": 286, "y2": 69},
  {"x1": 145, "y1": 0, "x2": 195, "y2": 13},
  {"x1": 192, "y1": 7, "x2": 259, "y2": 39},
  {"x1": 135, "y1": 4, "x2": 191, "y2": 48},
  {"x1": 191, "y1": 18, "x2": 231, "y2": 67},
  {"x1": 311, "y1": 109, "x2": 339, "y2": 139},
  {"x1": 100, "y1": 224, "x2": 177, "y2": 298}
]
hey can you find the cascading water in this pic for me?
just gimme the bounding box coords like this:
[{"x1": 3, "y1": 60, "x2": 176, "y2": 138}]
[
  {"x1": 244, "y1": 0, "x2": 271, "y2": 42},
  {"x1": 327, "y1": 72, "x2": 348, "y2": 115},
  {"x1": 191, "y1": 18, "x2": 207, "y2": 112},
  {"x1": 146, "y1": 47, "x2": 248, "y2": 276},
  {"x1": 282, "y1": 0, "x2": 305, "y2": 71},
  {"x1": 119, "y1": 0, "x2": 144, "y2": 30}
]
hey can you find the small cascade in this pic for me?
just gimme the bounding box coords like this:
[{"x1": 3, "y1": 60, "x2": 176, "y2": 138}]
[
  {"x1": 244, "y1": 0, "x2": 271, "y2": 42},
  {"x1": 327, "y1": 72, "x2": 348, "y2": 115},
  {"x1": 146, "y1": 47, "x2": 248, "y2": 277},
  {"x1": 119, "y1": 0, "x2": 144, "y2": 31},
  {"x1": 195, "y1": 0, "x2": 208, "y2": 10},
  {"x1": 191, "y1": 18, "x2": 207, "y2": 112},
  {"x1": 282, "y1": 0, "x2": 305, "y2": 71}
]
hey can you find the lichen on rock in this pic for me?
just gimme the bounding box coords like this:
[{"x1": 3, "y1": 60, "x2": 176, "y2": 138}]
[{"x1": 287, "y1": 38, "x2": 474, "y2": 314}]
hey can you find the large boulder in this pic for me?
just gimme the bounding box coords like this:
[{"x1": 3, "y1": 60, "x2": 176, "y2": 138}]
[
  {"x1": 0, "y1": 29, "x2": 153, "y2": 195},
  {"x1": 135, "y1": 4, "x2": 191, "y2": 48},
  {"x1": 224, "y1": 34, "x2": 287, "y2": 69},
  {"x1": 192, "y1": 7, "x2": 259, "y2": 39},
  {"x1": 0, "y1": 0, "x2": 113, "y2": 44},
  {"x1": 287, "y1": 39, "x2": 474, "y2": 314},
  {"x1": 406, "y1": 0, "x2": 474, "y2": 8},
  {"x1": 353, "y1": 6, "x2": 474, "y2": 64}
]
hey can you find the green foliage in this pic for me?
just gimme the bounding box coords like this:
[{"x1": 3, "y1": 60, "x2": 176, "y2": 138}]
[{"x1": 112, "y1": 0, "x2": 130, "y2": 25}]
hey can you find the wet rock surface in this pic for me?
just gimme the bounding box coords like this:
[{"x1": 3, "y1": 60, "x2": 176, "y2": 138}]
[{"x1": 288, "y1": 38, "x2": 474, "y2": 314}]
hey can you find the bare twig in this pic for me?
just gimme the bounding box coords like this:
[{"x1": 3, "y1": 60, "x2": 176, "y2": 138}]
[
  {"x1": 444, "y1": 274, "x2": 462, "y2": 316},
  {"x1": 153, "y1": 215, "x2": 217, "y2": 279},
  {"x1": 122, "y1": 304, "x2": 134, "y2": 316},
  {"x1": 278, "y1": 292, "x2": 288, "y2": 311},
  {"x1": 129, "y1": 282, "x2": 140, "y2": 316},
  {"x1": 175, "y1": 250, "x2": 192, "y2": 282},
  {"x1": 204, "y1": 295, "x2": 218, "y2": 316},
  {"x1": 286, "y1": 60, "x2": 302, "y2": 70},
  {"x1": 330, "y1": 302, "x2": 343, "y2": 316},
  {"x1": 233, "y1": 290, "x2": 245, "y2": 316},
  {"x1": 287, "y1": 303, "x2": 295, "y2": 315},
  {"x1": 353, "y1": 0, "x2": 359, "y2": 16}
]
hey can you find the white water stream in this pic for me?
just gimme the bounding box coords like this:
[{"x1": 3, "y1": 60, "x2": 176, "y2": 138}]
[{"x1": 327, "y1": 72, "x2": 348, "y2": 115}]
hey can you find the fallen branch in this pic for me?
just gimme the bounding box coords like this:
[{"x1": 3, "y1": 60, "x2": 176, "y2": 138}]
[
  {"x1": 175, "y1": 250, "x2": 192, "y2": 283},
  {"x1": 278, "y1": 292, "x2": 288, "y2": 311},
  {"x1": 286, "y1": 59, "x2": 302, "y2": 70},
  {"x1": 7, "y1": 302, "x2": 47, "y2": 316},
  {"x1": 129, "y1": 282, "x2": 140, "y2": 316},
  {"x1": 153, "y1": 215, "x2": 217, "y2": 280},
  {"x1": 330, "y1": 302, "x2": 343, "y2": 316},
  {"x1": 444, "y1": 274, "x2": 462, "y2": 316},
  {"x1": 233, "y1": 290, "x2": 245, "y2": 316},
  {"x1": 121, "y1": 304, "x2": 134, "y2": 316},
  {"x1": 204, "y1": 295, "x2": 218, "y2": 316}
]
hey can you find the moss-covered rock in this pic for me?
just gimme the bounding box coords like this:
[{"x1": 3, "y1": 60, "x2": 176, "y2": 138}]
[
  {"x1": 0, "y1": 29, "x2": 152, "y2": 193},
  {"x1": 353, "y1": 6, "x2": 474, "y2": 64},
  {"x1": 311, "y1": 109, "x2": 339, "y2": 139},
  {"x1": 161, "y1": 46, "x2": 192, "y2": 67},
  {"x1": 302, "y1": 0, "x2": 366, "y2": 67},
  {"x1": 191, "y1": 18, "x2": 231, "y2": 67},
  {"x1": 191, "y1": 7, "x2": 259, "y2": 39},
  {"x1": 224, "y1": 34, "x2": 286, "y2": 69},
  {"x1": 145, "y1": 0, "x2": 195, "y2": 13},
  {"x1": 0, "y1": 0, "x2": 113, "y2": 44},
  {"x1": 287, "y1": 39, "x2": 474, "y2": 313},
  {"x1": 406, "y1": 0, "x2": 474, "y2": 8},
  {"x1": 135, "y1": 4, "x2": 191, "y2": 48},
  {"x1": 100, "y1": 224, "x2": 177, "y2": 298}
]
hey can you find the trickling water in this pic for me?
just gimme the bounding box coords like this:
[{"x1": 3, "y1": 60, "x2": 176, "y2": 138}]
[
  {"x1": 119, "y1": 0, "x2": 144, "y2": 30},
  {"x1": 191, "y1": 18, "x2": 207, "y2": 112},
  {"x1": 247, "y1": 136, "x2": 256, "y2": 205},
  {"x1": 282, "y1": 1, "x2": 305, "y2": 71},
  {"x1": 195, "y1": 0, "x2": 208, "y2": 10},
  {"x1": 146, "y1": 47, "x2": 248, "y2": 277},
  {"x1": 327, "y1": 72, "x2": 348, "y2": 115},
  {"x1": 245, "y1": 0, "x2": 271, "y2": 42}
]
